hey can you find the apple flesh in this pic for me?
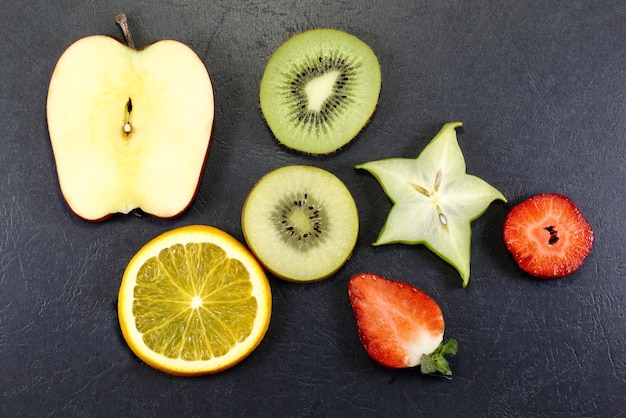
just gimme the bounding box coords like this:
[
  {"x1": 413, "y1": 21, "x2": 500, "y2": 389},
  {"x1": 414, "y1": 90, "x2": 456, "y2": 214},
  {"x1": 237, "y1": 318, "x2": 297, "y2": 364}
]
[{"x1": 47, "y1": 19, "x2": 214, "y2": 221}]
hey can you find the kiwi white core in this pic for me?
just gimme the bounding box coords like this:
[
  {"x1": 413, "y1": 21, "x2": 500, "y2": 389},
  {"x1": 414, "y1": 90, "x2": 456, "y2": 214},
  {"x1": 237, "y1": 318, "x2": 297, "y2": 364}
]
[
  {"x1": 272, "y1": 192, "x2": 326, "y2": 250},
  {"x1": 305, "y1": 71, "x2": 340, "y2": 111},
  {"x1": 242, "y1": 165, "x2": 359, "y2": 283}
]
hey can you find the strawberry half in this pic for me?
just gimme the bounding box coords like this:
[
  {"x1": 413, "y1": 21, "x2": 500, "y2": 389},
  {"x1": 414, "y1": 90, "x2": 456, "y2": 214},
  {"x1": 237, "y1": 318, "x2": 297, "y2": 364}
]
[
  {"x1": 348, "y1": 273, "x2": 457, "y2": 377},
  {"x1": 503, "y1": 193, "x2": 594, "y2": 279}
]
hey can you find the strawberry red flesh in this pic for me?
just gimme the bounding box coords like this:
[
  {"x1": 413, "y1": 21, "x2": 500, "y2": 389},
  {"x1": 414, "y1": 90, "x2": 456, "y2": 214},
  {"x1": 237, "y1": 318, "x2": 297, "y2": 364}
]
[
  {"x1": 503, "y1": 193, "x2": 594, "y2": 279},
  {"x1": 348, "y1": 273, "x2": 455, "y2": 375}
]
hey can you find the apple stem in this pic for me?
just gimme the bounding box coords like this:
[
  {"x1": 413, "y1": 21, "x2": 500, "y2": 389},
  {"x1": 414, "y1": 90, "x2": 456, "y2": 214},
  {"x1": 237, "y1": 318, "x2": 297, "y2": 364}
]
[{"x1": 115, "y1": 13, "x2": 136, "y2": 49}]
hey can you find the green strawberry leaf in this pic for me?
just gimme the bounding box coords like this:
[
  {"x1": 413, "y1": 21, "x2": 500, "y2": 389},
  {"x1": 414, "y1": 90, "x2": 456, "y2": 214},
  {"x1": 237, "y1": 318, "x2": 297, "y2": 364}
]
[
  {"x1": 355, "y1": 122, "x2": 506, "y2": 287},
  {"x1": 420, "y1": 338, "x2": 458, "y2": 378}
]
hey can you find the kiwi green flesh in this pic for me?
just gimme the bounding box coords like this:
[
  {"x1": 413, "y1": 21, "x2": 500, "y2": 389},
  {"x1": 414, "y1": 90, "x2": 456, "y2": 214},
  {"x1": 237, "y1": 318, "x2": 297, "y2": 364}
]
[
  {"x1": 260, "y1": 28, "x2": 381, "y2": 155},
  {"x1": 242, "y1": 165, "x2": 359, "y2": 282}
]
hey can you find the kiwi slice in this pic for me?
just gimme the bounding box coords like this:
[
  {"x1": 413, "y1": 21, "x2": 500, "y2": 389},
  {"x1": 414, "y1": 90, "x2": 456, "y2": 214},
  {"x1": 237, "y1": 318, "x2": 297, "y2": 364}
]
[
  {"x1": 241, "y1": 165, "x2": 359, "y2": 282},
  {"x1": 259, "y1": 28, "x2": 381, "y2": 155}
]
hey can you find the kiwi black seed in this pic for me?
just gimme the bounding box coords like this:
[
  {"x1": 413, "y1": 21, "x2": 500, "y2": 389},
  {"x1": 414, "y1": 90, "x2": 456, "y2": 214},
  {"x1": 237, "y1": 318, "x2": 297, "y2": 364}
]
[
  {"x1": 241, "y1": 165, "x2": 359, "y2": 283},
  {"x1": 260, "y1": 28, "x2": 381, "y2": 155}
]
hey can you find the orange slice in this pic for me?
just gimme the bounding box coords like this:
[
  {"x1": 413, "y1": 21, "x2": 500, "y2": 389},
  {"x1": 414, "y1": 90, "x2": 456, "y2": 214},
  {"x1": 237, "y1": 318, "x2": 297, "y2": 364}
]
[{"x1": 118, "y1": 225, "x2": 271, "y2": 376}]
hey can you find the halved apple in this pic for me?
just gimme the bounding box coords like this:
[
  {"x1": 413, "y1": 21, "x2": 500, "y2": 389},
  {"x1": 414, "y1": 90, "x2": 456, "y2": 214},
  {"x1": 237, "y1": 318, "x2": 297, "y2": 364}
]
[{"x1": 46, "y1": 14, "x2": 214, "y2": 221}]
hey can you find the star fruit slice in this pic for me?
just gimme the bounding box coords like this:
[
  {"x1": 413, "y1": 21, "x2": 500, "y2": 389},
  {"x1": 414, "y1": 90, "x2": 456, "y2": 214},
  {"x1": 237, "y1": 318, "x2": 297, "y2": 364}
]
[{"x1": 355, "y1": 122, "x2": 506, "y2": 287}]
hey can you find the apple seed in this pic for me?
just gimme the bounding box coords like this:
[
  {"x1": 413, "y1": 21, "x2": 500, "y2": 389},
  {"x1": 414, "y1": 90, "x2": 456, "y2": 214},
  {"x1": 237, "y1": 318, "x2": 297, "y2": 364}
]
[{"x1": 123, "y1": 98, "x2": 133, "y2": 134}]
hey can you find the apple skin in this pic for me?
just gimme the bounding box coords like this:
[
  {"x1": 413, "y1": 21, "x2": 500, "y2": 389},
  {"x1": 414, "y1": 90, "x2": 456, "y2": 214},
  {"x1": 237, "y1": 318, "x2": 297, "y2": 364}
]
[{"x1": 47, "y1": 34, "x2": 214, "y2": 221}]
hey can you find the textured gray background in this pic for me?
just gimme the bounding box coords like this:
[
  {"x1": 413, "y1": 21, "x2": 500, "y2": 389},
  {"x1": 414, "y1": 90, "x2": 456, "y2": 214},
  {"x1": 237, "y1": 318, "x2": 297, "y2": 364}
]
[{"x1": 1, "y1": 1, "x2": 625, "y2": 416}]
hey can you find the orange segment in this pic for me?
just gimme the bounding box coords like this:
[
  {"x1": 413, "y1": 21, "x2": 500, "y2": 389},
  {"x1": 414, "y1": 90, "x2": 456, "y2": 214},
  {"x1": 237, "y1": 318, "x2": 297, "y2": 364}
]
[{"x1": 118, "y1": 225, "x2": 271, "y2": 376}]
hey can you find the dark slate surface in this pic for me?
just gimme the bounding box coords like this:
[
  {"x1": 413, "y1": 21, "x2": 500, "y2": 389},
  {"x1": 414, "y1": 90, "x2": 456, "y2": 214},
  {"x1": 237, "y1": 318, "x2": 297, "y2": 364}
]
[{"x1": 1, "y1": 1, "x2": 625, "y2": 416}]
